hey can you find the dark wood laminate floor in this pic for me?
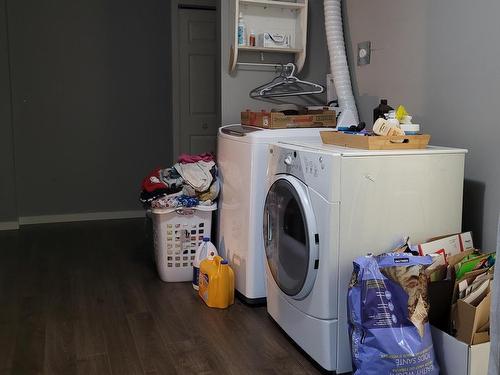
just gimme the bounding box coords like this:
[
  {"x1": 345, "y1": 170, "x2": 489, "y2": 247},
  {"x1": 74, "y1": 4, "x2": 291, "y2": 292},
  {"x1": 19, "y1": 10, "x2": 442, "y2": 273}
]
[{"x1": 0, "y1": 219, "x2": 323, "y2": 375}]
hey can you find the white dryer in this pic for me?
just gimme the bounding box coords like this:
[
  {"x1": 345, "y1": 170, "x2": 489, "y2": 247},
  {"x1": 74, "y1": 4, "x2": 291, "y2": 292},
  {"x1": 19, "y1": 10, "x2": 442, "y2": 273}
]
[
  {"x1": 217, "y1": 125, "x2": 333, "y2": 304},
  {"x1": 263, "y1": 141, "x2": 467, "y2": 373}
]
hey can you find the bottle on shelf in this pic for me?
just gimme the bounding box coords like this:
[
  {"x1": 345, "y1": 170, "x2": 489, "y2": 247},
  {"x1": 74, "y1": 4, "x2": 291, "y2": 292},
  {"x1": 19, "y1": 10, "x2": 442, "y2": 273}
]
[
  {"x1": 249, "y1": 30, "x2": 256, "y2": 47},
  {"x1": 237, "y1": 12, "x2": 246, "y2": 46}
]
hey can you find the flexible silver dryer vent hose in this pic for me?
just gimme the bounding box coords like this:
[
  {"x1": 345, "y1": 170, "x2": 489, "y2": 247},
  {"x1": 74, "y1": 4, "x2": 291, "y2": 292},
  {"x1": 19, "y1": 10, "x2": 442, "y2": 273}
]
[{"x1": 324, "y1": 0, "x2": 359, "y2": 128}]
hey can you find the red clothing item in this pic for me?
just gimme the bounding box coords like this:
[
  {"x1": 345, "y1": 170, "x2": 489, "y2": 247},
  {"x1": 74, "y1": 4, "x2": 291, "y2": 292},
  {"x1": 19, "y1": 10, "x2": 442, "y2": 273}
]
[
  {"x1": 141, "y1": 168, "x2": 167, "y2": 192},
  {"x1": 178, "y1": 153, "x2": 214, "y2": 164}
]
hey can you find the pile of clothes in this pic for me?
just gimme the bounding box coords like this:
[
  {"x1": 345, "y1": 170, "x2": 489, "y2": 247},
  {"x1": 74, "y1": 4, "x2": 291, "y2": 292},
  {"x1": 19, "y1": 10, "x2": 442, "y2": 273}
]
[{"x1": 140, "y1": 153, "x2": 219, "y2": 209}]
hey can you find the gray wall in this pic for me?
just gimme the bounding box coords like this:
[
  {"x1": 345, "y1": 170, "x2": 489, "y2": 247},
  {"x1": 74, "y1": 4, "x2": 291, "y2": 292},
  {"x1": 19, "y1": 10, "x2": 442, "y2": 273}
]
[
  {"x1": 0, "y1": 0, "x2": 17, "y2": 223},
  {"x1": 345, "y1": 0, "x2": 500, "y2": 249},
  {"x1": 0, "y1": 0, "x2": 17, "y2": 221},
  {"x1": 221, "y1": 0, "x2": 330, "y2": 125},
  {"x1": 4, "y1": 0, "x2": 172, "y2": 218}
]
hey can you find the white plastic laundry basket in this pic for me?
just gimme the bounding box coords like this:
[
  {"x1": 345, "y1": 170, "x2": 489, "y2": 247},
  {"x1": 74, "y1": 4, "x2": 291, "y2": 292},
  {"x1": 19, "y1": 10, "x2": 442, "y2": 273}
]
[{"x1": 152, "y1": 204, "x2": 217, "y2": 282}]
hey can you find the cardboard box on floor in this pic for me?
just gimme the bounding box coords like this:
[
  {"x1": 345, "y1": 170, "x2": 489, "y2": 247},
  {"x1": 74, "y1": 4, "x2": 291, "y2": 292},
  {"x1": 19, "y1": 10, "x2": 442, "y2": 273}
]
[
  {"x1": 429, "y1": 248, "x2": 493, "y2": 343},
  {"x1": 428, "y1": 249, "x2": 475, "y2": 331},
  {"x1": 426, "y1": 232, "x2": 492, "y2": 374},
  {"x1": 431, "y1": 326, "x2": 490, "y2": 375},
  {"x1": 418, "y1": 231, "x2": 474, "y2": 259},
  {"x1": 453, "y1": 285, "x2": 492, "y2": 345}
]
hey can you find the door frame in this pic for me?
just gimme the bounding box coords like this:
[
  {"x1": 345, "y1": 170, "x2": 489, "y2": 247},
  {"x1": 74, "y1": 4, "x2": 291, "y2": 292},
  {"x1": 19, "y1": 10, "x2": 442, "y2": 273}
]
[{"x1": 170, "y1": 0, "x2": 220, "y2": 160}]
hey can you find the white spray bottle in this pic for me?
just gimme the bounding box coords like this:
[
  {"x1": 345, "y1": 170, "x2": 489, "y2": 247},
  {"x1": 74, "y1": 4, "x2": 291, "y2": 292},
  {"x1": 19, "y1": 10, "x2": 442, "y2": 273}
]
[
  {"x1": 237, "y1": 12, "x2": 246, "y2": 46},
  {"x1": 192, "y1": 237, "x2": 218, "y2": 290}
]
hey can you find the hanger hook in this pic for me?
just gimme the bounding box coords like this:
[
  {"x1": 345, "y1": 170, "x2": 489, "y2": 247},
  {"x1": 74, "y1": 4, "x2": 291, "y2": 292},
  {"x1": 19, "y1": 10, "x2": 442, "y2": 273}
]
[
  {"x1": 284, "y1": 62, "x2": 296, "y2": 77},
  {"x1": 279, "y1": 64, "x2": 288, "y2": 78}
]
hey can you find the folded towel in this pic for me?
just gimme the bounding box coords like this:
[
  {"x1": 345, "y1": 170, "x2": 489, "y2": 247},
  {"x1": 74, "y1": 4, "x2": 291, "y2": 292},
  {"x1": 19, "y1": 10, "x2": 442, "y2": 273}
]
[{"x1": 174, "y1": 160, "x2": 215, "y2": 192}]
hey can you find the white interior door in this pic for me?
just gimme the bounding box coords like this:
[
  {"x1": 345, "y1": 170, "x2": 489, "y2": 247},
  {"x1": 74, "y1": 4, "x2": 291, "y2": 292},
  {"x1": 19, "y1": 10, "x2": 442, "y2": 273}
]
[{"x1": 178, "y1": 7, "x2": 217, "y2": 155}]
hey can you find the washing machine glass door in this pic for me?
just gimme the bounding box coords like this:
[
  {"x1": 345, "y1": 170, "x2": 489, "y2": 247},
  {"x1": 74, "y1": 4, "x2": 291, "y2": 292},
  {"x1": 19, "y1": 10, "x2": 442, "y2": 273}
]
[{"x1": 263, "y1": 176, "x2": 319, "y2": 300}]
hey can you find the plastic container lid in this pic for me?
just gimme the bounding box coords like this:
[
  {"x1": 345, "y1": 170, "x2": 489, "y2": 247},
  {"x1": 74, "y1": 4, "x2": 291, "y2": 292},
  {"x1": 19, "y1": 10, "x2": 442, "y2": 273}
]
[
  {"x1": 203, "y1": 237, "x2": 210, "y2": 242},
  {"x1": 400, "y1": 124, "x2": 420, "y2": 132}
]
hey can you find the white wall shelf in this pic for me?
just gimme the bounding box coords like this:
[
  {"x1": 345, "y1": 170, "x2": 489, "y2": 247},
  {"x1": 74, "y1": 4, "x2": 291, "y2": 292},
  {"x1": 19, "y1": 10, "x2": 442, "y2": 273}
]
[
  {"x1": 229, "y1": 0, "x2": 308, "y2": 73},
  {"x1": 239, "y1": 0, "x2": 306, "y2": 10},
  {"x1": 238, "y1": 46, "x2": 303, "y2": 53}
]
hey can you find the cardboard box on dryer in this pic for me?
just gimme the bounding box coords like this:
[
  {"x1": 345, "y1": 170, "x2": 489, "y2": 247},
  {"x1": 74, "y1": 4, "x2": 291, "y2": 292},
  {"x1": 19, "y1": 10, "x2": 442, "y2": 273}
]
[{"x1": 240, "y1": 110, "x2": 336, "y2": 129}]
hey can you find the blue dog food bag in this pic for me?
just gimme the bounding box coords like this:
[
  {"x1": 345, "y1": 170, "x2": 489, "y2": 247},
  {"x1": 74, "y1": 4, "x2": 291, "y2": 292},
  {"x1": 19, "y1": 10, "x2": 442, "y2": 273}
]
[{"x1": 348, "y1": 253, "x2": 439, "y2": 375}]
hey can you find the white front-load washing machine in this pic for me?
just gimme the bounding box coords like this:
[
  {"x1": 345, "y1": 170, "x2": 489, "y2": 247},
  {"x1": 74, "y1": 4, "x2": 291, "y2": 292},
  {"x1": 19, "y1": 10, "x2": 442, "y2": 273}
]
[
  {"x1": 263, "y1": 141, "x2": 467, "y2": 372},
  {"x1": 217, "y1": 125, "x2": 333, "y2": 304}
]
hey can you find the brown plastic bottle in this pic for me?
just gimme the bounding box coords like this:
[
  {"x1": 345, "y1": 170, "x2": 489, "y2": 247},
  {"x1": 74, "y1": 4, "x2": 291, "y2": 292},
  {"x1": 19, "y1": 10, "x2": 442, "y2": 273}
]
[{"x1": 373, "y1": 99, "x2": 393, "y2": 125}]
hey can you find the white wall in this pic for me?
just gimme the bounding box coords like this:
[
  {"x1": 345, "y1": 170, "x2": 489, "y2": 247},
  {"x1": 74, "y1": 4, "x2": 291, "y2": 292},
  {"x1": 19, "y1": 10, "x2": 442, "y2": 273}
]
[{"x1": 345, "y1": 0, "x2": 500, "y2": 249}]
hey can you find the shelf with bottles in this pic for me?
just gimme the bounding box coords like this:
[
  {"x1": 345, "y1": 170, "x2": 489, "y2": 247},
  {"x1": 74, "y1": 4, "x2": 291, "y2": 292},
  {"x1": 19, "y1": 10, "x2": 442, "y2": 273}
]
[{"x1": 229, "y1": 0, "x2": 308, "y2": 73}]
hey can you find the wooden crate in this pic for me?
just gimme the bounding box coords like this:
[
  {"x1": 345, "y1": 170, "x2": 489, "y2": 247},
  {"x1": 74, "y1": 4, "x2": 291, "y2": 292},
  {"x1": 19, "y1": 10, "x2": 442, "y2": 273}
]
[{"x1": 320, "y1": 131, "x2": 431, "y2": 150}]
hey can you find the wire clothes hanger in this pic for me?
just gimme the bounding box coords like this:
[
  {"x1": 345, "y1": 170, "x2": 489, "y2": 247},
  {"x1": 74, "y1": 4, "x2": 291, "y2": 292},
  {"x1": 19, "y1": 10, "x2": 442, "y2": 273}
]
[{"x1": 249, "y1": 62, "x2": 324, "y2": 99}]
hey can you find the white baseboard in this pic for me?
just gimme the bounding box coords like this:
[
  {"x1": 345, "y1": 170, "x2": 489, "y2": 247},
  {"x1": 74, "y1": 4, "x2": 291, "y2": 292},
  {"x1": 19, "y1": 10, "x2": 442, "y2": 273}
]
[
  {"x1": 18, "y1": 210, "x2": 146, "y2": 226},
  {"x1": 0, "y1": 221, "x2": 20, "y2": 230}
]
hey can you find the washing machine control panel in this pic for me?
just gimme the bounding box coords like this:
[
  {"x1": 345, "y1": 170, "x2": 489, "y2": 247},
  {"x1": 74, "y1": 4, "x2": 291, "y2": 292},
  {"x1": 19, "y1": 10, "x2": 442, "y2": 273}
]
[
  {"x1": 271, "y1": 146, "x2": 328, "y2": 181},
  {"x1": 269, "y1": 144, "x2": 340, "y2": 202},
  {"x1": 302, "y1": 155, "x2": 326, "y2": 178}
]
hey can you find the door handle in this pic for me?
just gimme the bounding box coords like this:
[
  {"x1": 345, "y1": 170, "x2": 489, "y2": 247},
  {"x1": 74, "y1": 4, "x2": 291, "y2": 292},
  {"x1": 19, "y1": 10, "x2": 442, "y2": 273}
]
[
  {"x1": 267, "y1": 212, "x2": 272, "y2": 242},
  {"x1": 202, "y1": 122, "x2": 208, "y2": 130}
]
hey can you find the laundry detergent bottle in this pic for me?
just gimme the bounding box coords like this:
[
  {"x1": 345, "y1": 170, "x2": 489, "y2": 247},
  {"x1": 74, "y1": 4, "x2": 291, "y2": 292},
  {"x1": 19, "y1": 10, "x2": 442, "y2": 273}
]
[
  {"x1": 192, "y1": 237, "x2": 218, "y2": 290},
  {"x1": 198, "y1": 256, "x2": 235, "y2": 309}
]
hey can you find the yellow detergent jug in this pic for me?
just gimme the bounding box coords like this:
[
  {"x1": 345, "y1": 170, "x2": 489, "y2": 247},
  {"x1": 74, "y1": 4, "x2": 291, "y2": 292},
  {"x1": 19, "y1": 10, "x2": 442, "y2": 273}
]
[{"x1": 198, "y1": 255, "x2": 235, "y2": 309}]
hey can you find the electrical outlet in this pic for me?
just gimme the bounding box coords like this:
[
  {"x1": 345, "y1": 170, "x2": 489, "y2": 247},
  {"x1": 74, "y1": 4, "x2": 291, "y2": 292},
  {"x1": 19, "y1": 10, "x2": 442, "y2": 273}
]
[{"x1": 357, "y1": 41, "x2": 371, "y2": 66}]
